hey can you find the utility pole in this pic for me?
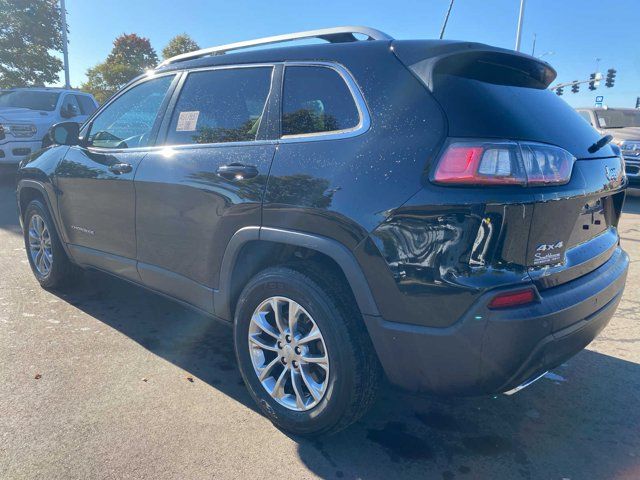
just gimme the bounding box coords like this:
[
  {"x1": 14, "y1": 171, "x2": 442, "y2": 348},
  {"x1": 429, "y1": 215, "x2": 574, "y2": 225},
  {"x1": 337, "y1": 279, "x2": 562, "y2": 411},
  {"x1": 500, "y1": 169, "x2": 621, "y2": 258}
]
[
  {"x1": 515, "y1": 0, "x2": 526, "y2": 51},
  {"x1": 60, "y1": 0, "x2": 70, "y2": 88},
  {"x1": 439, "y1": 0, "x2": 455, "y2": 40}
]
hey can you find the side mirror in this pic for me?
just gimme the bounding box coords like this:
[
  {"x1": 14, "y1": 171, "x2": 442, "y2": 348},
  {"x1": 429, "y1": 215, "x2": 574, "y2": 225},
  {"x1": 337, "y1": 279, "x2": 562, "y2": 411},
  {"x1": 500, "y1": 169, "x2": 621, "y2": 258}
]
[{"x1": 48, "y1": 122, "x2": 80, "y2": 146}]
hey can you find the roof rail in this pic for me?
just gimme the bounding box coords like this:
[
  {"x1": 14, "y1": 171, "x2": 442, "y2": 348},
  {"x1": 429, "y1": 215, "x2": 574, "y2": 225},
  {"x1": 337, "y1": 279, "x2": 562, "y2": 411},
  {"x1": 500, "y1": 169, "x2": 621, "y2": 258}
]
[{"x1": 157, "y1": 26, "x2": 393, "y2": 67}]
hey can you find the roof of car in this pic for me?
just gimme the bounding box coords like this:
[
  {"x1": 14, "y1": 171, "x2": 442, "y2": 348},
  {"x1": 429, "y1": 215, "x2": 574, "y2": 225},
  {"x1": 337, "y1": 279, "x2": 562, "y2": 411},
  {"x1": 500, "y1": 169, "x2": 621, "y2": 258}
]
[
  {"x1": 154, "y1": 38, "x2": 393, "y2": 74},
  {"x1": 152, "y1": 26, "x2": 553, "y2": 90},
  {"x1": 154, "y1": 38, "x2": 542, "y2": 73}
]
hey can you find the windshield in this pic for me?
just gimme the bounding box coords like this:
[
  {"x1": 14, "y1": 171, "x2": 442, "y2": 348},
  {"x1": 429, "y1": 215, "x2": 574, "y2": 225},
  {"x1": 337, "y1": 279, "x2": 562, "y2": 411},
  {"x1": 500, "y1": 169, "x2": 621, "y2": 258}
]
[
  {"x1": 0, "y1": 91, "x2": 60, "y2": 111},
  {"x1": 596, "y1": 109, "x2": 640, "y2": 129}
]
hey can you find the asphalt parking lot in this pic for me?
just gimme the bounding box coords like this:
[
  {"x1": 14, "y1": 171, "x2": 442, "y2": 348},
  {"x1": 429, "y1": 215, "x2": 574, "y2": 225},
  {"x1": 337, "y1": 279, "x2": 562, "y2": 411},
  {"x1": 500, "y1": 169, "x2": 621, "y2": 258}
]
[{"x1": 1, "y1": 171, "x2": 639, "y2": 480}]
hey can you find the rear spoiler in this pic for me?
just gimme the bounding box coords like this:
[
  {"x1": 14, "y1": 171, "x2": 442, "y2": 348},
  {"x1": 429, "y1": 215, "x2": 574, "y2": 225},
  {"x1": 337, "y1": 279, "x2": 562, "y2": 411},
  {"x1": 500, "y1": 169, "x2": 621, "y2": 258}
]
[{"x1": 391, "y1": 40, "x2": 557, "y2": 91}]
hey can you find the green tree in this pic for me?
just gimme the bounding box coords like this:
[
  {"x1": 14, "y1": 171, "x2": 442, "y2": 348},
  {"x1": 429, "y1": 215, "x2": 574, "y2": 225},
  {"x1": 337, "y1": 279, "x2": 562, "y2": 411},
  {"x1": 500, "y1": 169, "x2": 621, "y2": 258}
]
[
  {"x1": 0, "y1": 0, "x2": 64, "y2": 88},
  {"x1": 82, "y1": 33, "x2": 158, "y2": 104},
  {"x1": 162, "y1": 34, "x2": 200, "y2": 60}
]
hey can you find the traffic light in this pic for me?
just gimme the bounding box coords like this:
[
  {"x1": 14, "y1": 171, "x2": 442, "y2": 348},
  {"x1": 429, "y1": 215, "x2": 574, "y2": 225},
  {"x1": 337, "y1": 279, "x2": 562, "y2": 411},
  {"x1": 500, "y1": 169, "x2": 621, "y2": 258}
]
[
  {"x1": 588, "y1": 73, "x2": 597, "y2": 91},
  {"x1": 556, "y1": 87, "x2": 564, "y2": 96},
  {"x1": 605, "y1": 68, "x2": 617, "y2": 88},
  {"x1": 636, "y1": 97, "x2": 640, "y2": 109},
  {"x1": 571, "y1": 81, "x2": 579, "y2": 94}
]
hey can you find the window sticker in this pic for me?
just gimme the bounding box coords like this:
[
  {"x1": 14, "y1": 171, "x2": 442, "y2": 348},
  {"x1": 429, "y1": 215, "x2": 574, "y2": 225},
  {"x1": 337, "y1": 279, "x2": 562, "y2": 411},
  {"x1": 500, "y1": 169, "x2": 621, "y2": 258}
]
[
  {"x1": 598, "y1": 117, "x2": 607, "y2": 127},
  {"x1": 176, "y1": 111, "x2": 200, "y2": 131}
]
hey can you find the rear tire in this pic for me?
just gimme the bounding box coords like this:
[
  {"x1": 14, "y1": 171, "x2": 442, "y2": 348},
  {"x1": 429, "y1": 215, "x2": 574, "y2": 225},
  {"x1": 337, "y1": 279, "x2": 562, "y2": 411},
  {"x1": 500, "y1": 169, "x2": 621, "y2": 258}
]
[
  {"x1": 234, "y1": 266, "x2": 381, "y2": 436},
  {"x1": 23, "y1": 199, "x2": 79, "y2": 289}
]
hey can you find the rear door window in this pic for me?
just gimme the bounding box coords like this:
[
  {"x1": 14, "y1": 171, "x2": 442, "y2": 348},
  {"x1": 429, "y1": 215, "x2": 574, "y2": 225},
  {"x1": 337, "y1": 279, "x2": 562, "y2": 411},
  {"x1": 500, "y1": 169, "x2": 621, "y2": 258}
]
[
  {"x1": 281, "y1": 66, "x2": 360, "y2": 137},
  {"x1": 165, "y1": 67, "x2": 273, "y2": 145}
]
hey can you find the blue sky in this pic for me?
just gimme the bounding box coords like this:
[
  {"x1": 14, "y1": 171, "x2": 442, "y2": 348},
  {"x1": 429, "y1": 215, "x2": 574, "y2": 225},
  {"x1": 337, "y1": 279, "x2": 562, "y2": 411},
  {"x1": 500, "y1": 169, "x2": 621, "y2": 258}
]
[{"x1": 61, "y1": 0, "x2": 639, "y2": 108}]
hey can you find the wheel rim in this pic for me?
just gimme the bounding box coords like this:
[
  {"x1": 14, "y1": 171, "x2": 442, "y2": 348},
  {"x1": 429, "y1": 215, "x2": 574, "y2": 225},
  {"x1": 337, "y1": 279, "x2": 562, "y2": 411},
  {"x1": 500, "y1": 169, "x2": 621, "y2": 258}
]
[
  {"x1": 248, "y1": 296, "x2": 330, "y2": 412},
  {"x1": 28, "y1": 214, "x2": 53, "y2": 277}
]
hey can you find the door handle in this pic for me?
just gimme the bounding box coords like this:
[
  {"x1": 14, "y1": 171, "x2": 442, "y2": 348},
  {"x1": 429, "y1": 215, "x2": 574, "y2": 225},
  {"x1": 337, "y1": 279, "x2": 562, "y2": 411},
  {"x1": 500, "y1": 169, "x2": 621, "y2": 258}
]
[
  {"x1": 216, "y1": 163, "x2": 259, "y2": 180},
  {"x1": 109, "y1": 162, "x2": 133, "y2": 175}
]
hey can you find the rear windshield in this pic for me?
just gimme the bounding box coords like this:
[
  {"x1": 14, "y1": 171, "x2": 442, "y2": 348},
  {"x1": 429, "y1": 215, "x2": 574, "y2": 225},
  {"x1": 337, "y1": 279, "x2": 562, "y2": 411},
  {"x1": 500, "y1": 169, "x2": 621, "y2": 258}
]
[
  {"x1": 430, "y1": 74, "x2": 614, "y2": 159},
  {"x1": 595, "y1": 109, "x2": 640, "y2": 129},
  {"x1": 0, "y1": 90, "x2": 60, "y2": 111}
]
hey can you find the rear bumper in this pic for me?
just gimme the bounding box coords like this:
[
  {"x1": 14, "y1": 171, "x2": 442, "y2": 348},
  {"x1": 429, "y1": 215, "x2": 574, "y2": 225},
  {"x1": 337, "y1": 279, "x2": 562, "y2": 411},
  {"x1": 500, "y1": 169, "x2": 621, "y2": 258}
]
[{"x1": 363, "y1": 247, "x2": 628, "y2": 395}]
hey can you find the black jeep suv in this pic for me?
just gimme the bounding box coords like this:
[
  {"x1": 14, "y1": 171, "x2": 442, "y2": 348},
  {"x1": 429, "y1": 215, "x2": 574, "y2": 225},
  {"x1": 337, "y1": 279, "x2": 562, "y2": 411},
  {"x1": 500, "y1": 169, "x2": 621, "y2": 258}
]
[{"x1": 17, "y1": 27, "x2": 628, "y2": 435}]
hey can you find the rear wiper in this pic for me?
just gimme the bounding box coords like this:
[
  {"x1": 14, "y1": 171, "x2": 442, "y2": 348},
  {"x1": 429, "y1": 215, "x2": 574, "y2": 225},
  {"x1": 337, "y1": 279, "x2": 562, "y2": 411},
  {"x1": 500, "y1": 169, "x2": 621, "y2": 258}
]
[{"x1": 588, "y1": 134, "x2": 614, "y2": 154}]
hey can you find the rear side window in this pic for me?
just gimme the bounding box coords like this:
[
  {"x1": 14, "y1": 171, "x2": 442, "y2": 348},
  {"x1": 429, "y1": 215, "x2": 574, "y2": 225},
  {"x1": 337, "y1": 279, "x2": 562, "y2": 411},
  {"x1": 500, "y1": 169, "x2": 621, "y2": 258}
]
[
  {"x1": 165, "y1": 67, "x2": 273, "y2": 145},
  {"x1": 76, "y1": 95, "x2": 97, "y2": 115},
  {"x1": 281, "y1": 66, "x2": 360, "y2": 137}
]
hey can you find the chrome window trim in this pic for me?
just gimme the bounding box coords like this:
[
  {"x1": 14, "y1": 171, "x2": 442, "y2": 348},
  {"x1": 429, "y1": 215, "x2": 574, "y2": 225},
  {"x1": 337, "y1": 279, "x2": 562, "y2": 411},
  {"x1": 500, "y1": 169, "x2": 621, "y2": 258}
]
[
  {"x1": 84, "y1": 139, "x2": 280, "y2": 155},
  {"x1": 83, "y1": 61, "x2": 370, "y2": 153},
  {"x1": 279, "y1": 61, "x2": 371, "y2": 143}
]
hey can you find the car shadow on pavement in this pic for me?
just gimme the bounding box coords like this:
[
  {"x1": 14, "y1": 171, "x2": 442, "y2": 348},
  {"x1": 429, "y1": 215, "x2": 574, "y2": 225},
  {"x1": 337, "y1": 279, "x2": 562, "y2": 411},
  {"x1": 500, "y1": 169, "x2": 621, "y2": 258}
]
[
  {"x1": 51, "y1": 270, "x2": 258, "y2": 413},
  {"x1": 51, "y1": 269, "x2": 640, "y2": 480},
  {"x1": 294, "y1": 349, "x2": 640, "y2": 479}
]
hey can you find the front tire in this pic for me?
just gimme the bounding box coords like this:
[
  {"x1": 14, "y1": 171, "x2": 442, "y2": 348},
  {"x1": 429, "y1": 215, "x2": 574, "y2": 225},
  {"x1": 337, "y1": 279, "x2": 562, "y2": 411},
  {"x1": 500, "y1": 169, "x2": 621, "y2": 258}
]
[
  {"x1": 23, "y1": 199, "x2": 79, "y2": 289},
  {"x1": 234, "y1": 266, "x2": 381, "y2": 436}
]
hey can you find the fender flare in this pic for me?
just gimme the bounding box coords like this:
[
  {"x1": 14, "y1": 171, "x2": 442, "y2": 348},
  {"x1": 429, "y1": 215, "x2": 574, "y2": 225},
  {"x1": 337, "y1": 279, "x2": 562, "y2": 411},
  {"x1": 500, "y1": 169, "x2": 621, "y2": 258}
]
[
  {"x1": 17, "y1": 179, "x2": 75, "y2": 260},
  {"x1": 17, "y1": 179, "x2": 55, "y2": 227},
  {"x1": 213, "y1": 226, "x2": 380, "y2": 321}
]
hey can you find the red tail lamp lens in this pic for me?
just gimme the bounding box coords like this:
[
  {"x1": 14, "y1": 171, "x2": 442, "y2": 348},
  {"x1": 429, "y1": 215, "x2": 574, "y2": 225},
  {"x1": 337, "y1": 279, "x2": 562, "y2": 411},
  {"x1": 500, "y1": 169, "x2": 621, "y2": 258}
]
[
  {"x1": 433, "y1": 146, "x2": 485, "y2": 183},
  {"x1": 488, "y1": 288, "x2": 536, "y2": 309},
  {"x1": 433, "y1": 141, "x2": 575, "y2": 186}
]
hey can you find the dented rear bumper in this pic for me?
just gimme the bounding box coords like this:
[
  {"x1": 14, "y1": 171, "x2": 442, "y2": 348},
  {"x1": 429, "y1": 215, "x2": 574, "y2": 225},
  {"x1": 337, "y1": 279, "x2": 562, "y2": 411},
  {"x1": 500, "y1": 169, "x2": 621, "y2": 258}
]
[{"x1": 363, "y1": 247, "x2": 628, "y2": 395}]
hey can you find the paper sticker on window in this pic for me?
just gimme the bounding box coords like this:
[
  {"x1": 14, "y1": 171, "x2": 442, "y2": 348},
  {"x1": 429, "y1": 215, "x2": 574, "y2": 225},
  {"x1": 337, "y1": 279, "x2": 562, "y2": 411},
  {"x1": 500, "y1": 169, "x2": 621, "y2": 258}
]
[
  {"x1": 176, "y1": 111, "x2": 200, "y2": 131},
  {"x1": 598, "y1": 117, "x2": 607, "y2": 127}
]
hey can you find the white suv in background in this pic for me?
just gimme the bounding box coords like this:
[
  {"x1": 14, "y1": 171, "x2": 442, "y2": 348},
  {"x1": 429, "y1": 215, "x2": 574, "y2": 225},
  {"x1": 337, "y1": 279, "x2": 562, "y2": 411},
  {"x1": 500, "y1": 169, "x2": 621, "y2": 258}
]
[{"x1": 0, "y1": 88, "x2": 98, "y2": 166}]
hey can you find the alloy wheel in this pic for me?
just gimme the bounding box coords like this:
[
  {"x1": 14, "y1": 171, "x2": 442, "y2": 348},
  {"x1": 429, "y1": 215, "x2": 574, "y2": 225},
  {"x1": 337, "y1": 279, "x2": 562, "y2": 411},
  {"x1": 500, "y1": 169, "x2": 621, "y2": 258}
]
[
  {"x1": 248, "y1": 296, "x2": 330, "y2": 411},
  {"x1": 28, "y1": 214, "x2": 53, "y2": 277}
]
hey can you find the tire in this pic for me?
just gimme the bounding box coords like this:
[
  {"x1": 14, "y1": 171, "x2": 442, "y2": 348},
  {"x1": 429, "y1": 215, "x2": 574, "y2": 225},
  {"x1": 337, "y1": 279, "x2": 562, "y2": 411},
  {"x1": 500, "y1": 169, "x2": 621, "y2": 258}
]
[
  {"x1": 23, "y1": 199, "x2": 79, "y2": 289},
  {"x1": 234, "y1": 266, "x2": 381, "y2": 436}
]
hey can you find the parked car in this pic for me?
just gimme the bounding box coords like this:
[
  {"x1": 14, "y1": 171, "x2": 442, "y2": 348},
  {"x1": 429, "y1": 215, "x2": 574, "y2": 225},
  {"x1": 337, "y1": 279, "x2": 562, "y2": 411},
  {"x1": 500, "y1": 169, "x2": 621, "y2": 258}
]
[
  {"x1": 577, "y1": 107, "x2": 640, "y2": 186},
  {"x1": 16, "y1": 27, "x2": 628, "y2": 436},
  {"x1": 0, "y1": 88, "x2": 97, "y2": 165}
]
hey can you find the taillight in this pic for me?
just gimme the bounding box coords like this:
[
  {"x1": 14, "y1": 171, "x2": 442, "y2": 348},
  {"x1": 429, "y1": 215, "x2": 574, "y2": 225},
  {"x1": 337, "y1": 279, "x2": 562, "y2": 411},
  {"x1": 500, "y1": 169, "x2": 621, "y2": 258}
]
[
  {"x1": 433, "y1": 140, "x2": 575, "y2": 186},
  {"x1": 488, "y1": 288, "x2": 536, "y2": 309}
]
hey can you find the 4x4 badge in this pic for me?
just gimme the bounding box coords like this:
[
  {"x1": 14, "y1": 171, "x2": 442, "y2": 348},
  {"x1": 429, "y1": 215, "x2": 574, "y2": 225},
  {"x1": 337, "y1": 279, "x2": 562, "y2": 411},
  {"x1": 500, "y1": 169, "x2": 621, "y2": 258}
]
[{"x1": 536, "y1": 242, "x2": 564, "y2": 252}]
